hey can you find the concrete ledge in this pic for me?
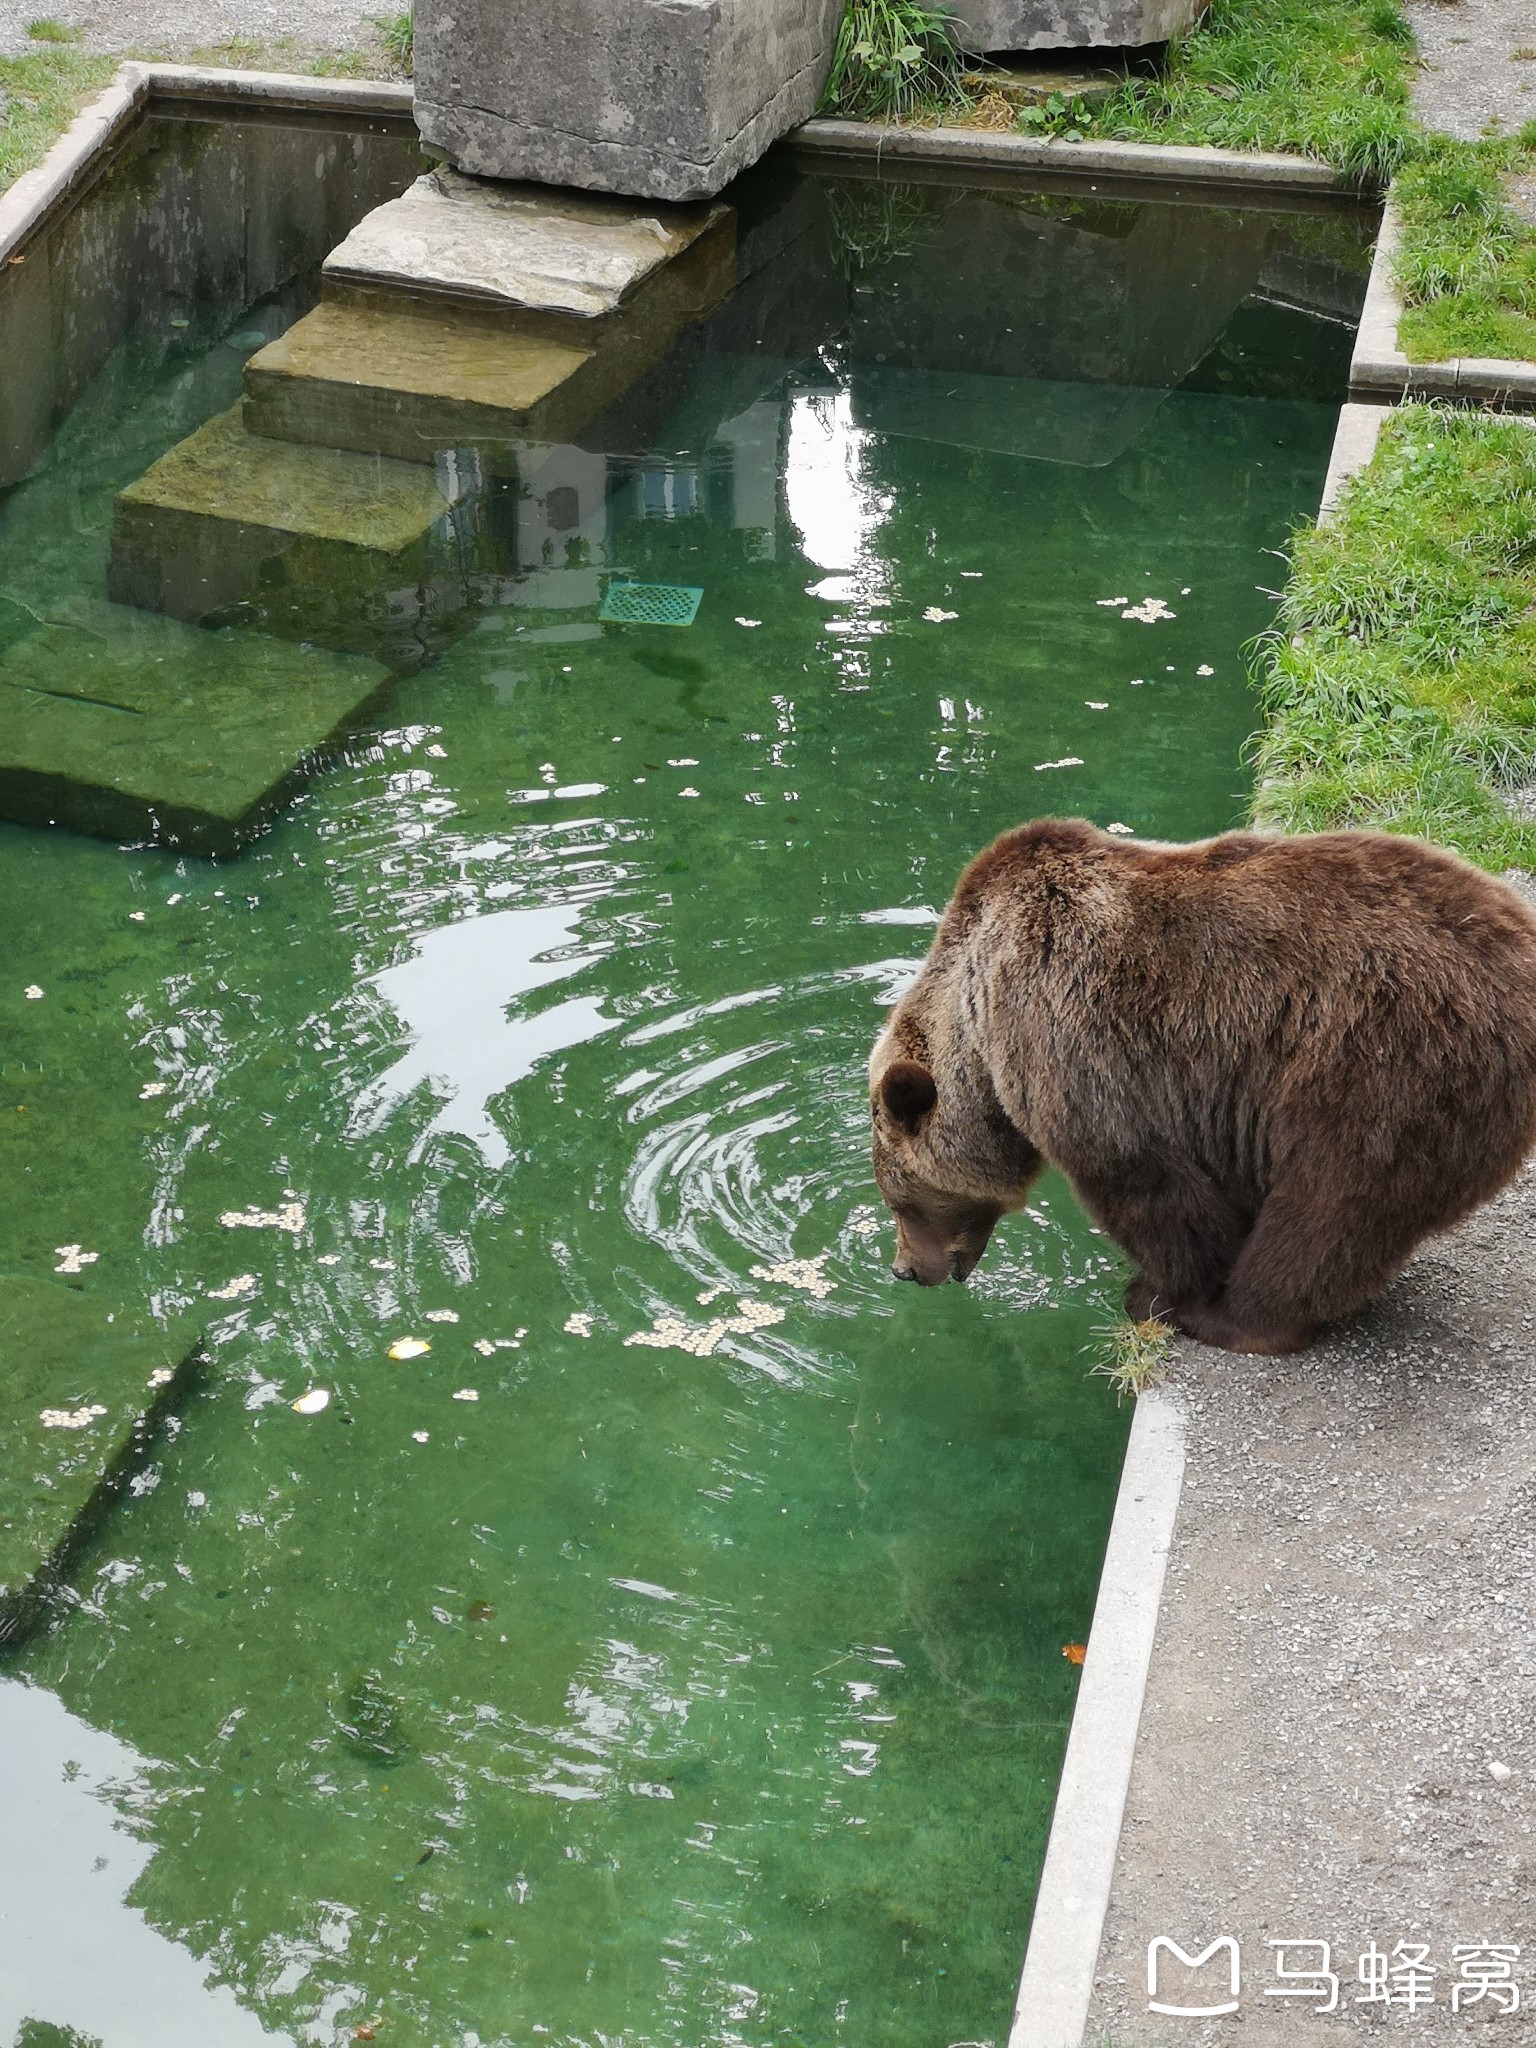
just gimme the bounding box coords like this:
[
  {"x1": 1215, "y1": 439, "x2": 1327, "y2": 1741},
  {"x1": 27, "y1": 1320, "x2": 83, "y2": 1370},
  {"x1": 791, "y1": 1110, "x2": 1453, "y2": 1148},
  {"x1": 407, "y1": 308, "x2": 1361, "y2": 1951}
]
[
  {"x1": 0, "y1": 63, "x2": 416, "y2": 269},
  {"x1": 1007, "y1": 1389, "x2": 1187, "y2": 2048},
  {"x1": 791, "y1": 118, "x2": 1362, "y2": 195},
  {"x1": 1317, "y1": 400, "x2": 1389, "y2": 526},
  {"x1": 1350, "y1": 195, "x2": 1536, "y2": 406}
]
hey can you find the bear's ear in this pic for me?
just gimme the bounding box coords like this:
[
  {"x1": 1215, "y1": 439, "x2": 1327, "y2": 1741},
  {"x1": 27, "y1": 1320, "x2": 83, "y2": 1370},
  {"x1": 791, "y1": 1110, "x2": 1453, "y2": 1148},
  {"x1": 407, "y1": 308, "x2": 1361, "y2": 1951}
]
[{"x1": 879, "y1": 1060, "x2": 938, "y2": 1136}]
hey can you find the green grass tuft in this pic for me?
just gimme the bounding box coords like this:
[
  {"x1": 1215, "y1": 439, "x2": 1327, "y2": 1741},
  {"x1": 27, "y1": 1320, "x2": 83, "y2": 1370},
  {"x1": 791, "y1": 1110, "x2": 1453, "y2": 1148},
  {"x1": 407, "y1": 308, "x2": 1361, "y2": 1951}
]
[
  {"x1": 1393, "y1": 137, "x2": 1536, "y2": 364},
  {"x1": 374, "y1": 5, "x2": 413, "y2": 72},
  {"x1": 1249, "y1": 406, "x2": 1536, "y2": 872},
  {"x1": 0, "y1": 46, "x2": 115, "y2": 194},
  {"x1": 24, "y1": 17, "x2": 82, "y2": 42},
  {"x1": 1090, "y1": 1318, "x2": 1175, "y2": 1402},
  {"x1": 1084, "y1": 0, "x2": 1418, "y2": 181},
  {"x1": 820, "y1": 0, "x2": 967, "y2": 122}
]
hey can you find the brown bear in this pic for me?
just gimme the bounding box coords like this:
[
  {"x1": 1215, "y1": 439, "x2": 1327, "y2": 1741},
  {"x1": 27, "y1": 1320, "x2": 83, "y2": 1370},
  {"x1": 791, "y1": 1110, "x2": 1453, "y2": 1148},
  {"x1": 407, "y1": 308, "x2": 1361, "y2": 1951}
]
[{"x1": 868, "y1": 819, "x2": 1536, "y2": 1355}]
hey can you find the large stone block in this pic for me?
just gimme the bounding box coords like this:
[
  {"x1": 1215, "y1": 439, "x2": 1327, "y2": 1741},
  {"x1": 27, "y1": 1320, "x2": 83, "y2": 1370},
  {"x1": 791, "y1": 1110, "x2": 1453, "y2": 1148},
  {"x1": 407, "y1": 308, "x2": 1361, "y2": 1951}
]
[
  {"x1": 413, "y1": 0, "x2": 844, "y2": 202},
  {"x1": 947, "y1": 0, "x2": 1204, "y2": 51}
]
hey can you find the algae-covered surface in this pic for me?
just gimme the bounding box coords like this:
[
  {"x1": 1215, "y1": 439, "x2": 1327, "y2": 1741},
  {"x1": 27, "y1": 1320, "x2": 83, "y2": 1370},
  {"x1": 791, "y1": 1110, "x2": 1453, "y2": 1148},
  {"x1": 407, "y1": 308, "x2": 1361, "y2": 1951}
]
[
  {"x1": 0, "y1": 600, "x2": 387, "y2": 847},
  {"x1": 0, "y1": 1275, "x2": 196, "y2": 1641},
  {"x1": 0, "y1": 114, "x2": 1367, "y2": 2048}
]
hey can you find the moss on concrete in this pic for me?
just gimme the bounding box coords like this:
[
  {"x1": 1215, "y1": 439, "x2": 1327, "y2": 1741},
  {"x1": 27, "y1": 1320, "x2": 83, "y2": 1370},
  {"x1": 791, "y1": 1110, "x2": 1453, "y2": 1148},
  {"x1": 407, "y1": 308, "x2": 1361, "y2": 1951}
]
[
  {"x1": 0, "y1": 1275, "x2": 201, "y2": 1644},
  {"x1": 0, "y1": 599, "x2": 387, "y2": 850}
]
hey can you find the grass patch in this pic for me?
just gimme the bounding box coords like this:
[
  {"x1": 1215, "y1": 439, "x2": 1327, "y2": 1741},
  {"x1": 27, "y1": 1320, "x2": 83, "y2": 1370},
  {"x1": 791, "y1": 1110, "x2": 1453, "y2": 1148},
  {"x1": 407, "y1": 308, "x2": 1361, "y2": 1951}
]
[
  {"x1": 820, "y1": 0, "x2": 968, "y2": 122},
  {"x1": 1250, "y1": 405, "x2": 1536, "y2": 871},
  {"x1": 1393, "y1": 130, "x2": 1536, "y2": 363},
  {"x1": 25, "y1": 18, "x2": 82, "y2": 42},
  {"x1": 375, "y1": 6, "x2": 413, "y2": 72},
  {"x1": 0, "y1": 45, "x2": 115, "y2": 195},
  {"x1": 1082, "y1": 0, "x2": 1418, "y2": 182},
  {"x1": 1090, "y1": 1317, "x2": 1175, "y2": 1402}
]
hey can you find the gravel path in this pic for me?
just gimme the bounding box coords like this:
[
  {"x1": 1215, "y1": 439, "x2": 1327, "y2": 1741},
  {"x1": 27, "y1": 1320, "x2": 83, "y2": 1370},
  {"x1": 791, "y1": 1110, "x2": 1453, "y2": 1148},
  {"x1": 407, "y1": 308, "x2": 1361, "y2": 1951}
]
[
  {"x1": 1404, "y1": 0, "x2": 1536, "y2": 141},
  {"x1": 1086, "y1": 881, "x2": 1536, "y2": 2044},
  {"x1": 0, "y1": 0, "x2": 386, "y2": 60}
]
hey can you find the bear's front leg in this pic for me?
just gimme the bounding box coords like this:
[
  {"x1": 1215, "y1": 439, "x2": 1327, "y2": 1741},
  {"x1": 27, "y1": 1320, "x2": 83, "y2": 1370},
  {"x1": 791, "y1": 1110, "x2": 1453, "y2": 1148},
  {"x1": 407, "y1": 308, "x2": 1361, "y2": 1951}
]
[{"x1": 1070, "y1": 1147, "x2": 1249, "y2": 1317}]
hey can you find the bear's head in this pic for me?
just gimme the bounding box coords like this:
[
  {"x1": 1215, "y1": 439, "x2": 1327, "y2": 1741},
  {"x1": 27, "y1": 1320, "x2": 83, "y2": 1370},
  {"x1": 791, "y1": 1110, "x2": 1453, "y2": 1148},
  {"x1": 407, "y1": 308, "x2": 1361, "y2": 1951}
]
[{"x1": 868, "y1": 1015, "x2": 1041, "y2": 1286}]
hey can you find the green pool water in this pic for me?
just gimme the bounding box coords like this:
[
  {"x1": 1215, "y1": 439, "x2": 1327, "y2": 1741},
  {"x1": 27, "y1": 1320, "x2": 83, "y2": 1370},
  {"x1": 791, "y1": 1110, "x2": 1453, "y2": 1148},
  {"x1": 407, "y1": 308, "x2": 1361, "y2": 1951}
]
[{"x1": 0, "y1": 113, "x2": 1368, "y2": 2048}]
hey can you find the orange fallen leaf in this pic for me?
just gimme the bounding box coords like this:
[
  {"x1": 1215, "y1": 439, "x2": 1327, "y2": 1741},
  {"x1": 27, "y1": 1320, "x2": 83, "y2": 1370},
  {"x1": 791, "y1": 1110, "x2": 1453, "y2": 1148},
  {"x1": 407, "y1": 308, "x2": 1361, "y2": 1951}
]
[{"x1": 1061, "y1": 1642, "x2": 1087, "y2": 1665}]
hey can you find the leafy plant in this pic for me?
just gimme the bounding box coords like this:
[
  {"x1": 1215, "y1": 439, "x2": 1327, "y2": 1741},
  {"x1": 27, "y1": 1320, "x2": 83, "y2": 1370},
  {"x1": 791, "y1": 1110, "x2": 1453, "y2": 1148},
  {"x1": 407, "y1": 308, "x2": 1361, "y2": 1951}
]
[
  {"x1": 1014, "y1": 90, "x2": 1095, "y2": 143},
  {"x1": 1090, "y1": 1317, "x2": 1175, "y2": 1402},
  {"x1": 820, "y1": 0, "x2": 965, "y2": 123}
]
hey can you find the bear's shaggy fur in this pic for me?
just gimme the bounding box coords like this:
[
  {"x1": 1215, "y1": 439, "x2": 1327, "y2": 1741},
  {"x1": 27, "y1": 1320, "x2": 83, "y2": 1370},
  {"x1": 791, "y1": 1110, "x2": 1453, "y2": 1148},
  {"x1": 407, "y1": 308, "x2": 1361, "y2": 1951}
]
[{"x1": 868, "y1": 820, "x2": 1536, "y2": 1354}]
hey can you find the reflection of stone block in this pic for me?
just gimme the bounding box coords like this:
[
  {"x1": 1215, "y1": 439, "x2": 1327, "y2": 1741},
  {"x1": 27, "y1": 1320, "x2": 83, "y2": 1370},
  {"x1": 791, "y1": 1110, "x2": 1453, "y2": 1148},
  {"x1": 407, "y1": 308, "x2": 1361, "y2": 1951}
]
[
  {"x1": 0, "y1": 1278, "x2": 201, "y2": 1641},
  {"x1": 948, "y1": 0, "x2": 1204, "y2": 52},
  {"x1": 0, "y1": 600, "x2": 388, "y2": 852},
  {"x1": 413, "y1": 0, "x2": 842, "y2": 201},
  {"x1": 108, "y1": 406, "x2": 449, "y2": 632}
]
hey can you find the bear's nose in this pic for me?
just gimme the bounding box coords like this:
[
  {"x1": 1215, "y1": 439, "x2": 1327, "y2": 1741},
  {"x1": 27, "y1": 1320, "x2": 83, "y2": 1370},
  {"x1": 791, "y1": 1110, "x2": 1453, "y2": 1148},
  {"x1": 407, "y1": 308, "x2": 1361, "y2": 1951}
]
[{"x1": 891, "y1": 1259, "x2": 918, "y2": 1283}]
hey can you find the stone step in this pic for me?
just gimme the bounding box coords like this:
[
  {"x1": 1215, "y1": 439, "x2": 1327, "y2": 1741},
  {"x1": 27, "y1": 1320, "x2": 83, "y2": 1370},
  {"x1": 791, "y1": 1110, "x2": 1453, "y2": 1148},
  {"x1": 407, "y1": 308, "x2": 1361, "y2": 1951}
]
[
  {"x1": 0, "y1": 1275, "x2": 202, "y2": 1642},
  {"x1": 107, "y1": 404, "x2": 458, "y2": 656},
  {"x1": 0, "y1": 595, "x2": 389, "y2": 852},
  {"x1": 322, "y1": 167, "x2": 733, "y2": 319}
]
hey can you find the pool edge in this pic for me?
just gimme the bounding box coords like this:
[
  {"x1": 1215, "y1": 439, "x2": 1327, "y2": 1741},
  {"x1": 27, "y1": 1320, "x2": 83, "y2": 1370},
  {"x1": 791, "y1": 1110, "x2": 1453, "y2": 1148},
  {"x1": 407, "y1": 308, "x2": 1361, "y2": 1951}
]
[{"x1": 1005, "y1": 1388, "x2": 1187, "y2": 2048}]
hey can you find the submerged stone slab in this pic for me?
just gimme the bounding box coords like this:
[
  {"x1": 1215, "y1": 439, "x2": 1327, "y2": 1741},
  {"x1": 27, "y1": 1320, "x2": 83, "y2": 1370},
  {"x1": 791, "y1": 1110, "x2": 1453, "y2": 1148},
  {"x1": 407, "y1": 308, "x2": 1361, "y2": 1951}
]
[
  {"x1": 0, "y1": 599, "x2": 389, "y2": 850},
  {"x1": 0, "y1": 1277, "x2": 200, "y2": 1642},
  {"x1": 108, "y1": 404, "x2": 452, "y2": 643},
  {"x1": 323, "y1": 169, "x2": 731, "y2": 318},
  {"x1": 947, "y1": 0, "x2": 1203, "y2": 50},
  {"x1": 413, "y1": 0, "x2": 842, "y2": 202}
]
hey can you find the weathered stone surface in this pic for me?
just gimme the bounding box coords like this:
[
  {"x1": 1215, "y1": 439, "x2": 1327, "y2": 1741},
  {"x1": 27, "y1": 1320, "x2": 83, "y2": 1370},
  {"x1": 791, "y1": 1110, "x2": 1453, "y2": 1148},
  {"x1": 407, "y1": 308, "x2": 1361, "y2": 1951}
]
[
  {"x1": 947, "y1": 0, "x2": 1204, "y2": 51},
  {"x1": 413, "y1": 0, "x2": 843, "y2": 202},
  {"x1": 323, "y1": 168, "x2": 732, "y2": 317},
  {"x1": 0, "y1": 598, "x2": 388, "y2": 850},
  {"x1": 249, "y1": 203, "x2": 736, "y2": 469},
  {"x1": 0, "y1": 1276, "x2": 200, "y2": 1642}
]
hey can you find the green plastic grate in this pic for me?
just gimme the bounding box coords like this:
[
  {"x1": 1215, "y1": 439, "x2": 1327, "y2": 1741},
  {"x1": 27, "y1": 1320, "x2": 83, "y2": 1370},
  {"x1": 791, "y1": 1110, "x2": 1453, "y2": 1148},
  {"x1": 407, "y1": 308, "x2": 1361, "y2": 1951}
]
[{"x1": 598, "y1": 581, "x2": 704, "y2": 627}]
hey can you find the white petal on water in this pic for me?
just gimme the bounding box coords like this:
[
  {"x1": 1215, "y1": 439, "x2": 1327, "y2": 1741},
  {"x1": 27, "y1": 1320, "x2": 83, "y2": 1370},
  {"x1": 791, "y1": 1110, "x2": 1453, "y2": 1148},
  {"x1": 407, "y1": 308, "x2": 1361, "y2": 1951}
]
[
  {"x1": 291, "y1": 1388, "x2": 330, "y2": 1415},
  {"x1": 388, "y1": 1337, "x2": 431, "y2": 1361},
  {"x1": 53, "y1": 1245, "x2": 99, "y2": 1274}
]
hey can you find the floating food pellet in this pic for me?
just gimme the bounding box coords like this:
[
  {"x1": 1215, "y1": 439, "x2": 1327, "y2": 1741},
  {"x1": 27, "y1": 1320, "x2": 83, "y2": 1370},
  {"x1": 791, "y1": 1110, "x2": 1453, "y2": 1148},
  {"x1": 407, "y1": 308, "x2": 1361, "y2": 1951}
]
[
  {"x1": 388, "y1": 1337, "x2": 431, "y2": 1361},
  {"x1": 368, "y1": 1257, "x2": 395, "y2": 1272},
  {"x1": 734, "y1": 617, "x2": 761, "y2": 628},
  {"x1": 147, "y1": 1367, "x2": 174, "y2": 1389},
  {"x1": 1197, "y1": 664, "x2": 1214, "y2": 676},
  {"x1": 1121, "y1": 598, "x2": 1175, "y2": 624},
  {"x1": 452, "y1": 1388, "x2": 479, "y2": 1402},
  {"x1": 1095, "y1": 596, "x2": 1128, "y2": 607},
  {"x1": 221, "y1": 1202, "x2": 305, "y2": 1233},
  {"x1": 206, "y1": 1274, "x2": 257, "y2": 1301},
  {"x1": 922, "y1": 607, "x2": 957, "y2": 623},
  {"x1": 54, "y1": 1244, "x2": 99, "y2": 1274},
  {"x1": 751, "y1": 1255, "x2": 835, "y2": 1300},
  {"x1": 316, "y1": 1253, "x2": 342, "y2": 1267},
  {"x1": 41, "y1": 1404, "x2": 108, "y2": 1430},
  {"x1": 1107, "y1": 822, "x2": 1134, "y2": 836},
  {"x1": 424, "y1": 1309, "x2": 460, "y2": 1324},
  {"x1": 564, "y1": 1312, "x2": 594, "y2": 1337},
  {"x1": 24, "y1": 985, "x2": 43, "y2": 999},
  {"x1": 1085, "y1": 701, "x2": 1109, "y2": 711},
  {"x1": 473, "y1": 1339, "x2": 496, "y2": 1356},
  {"x1": 1034, "y1": 757, "x2": 1084, "y2": 773},
  {"x1": 292, "y1": 1388, "x2": 331, "y2": 1415},
  {"x1": 140, "y1": 1080, "x2": 168, "y2": 1099},
  {"x1": 411, "y1": 1430, "x2": 429, "y2": 1444}
]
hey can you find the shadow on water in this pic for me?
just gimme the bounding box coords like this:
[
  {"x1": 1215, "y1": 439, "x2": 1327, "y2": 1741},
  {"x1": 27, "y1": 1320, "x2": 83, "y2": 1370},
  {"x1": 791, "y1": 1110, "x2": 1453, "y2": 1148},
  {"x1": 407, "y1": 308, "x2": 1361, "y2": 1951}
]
[{"x1": 0, "y1": 106, "x2": 1371, "y2": 2047}]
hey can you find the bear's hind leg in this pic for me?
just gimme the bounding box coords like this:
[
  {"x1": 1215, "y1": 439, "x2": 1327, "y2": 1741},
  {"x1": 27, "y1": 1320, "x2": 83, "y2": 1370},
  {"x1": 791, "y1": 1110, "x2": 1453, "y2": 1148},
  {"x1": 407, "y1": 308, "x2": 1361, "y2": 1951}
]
[{"x1": 1178, "y1": 1178, "x2": 1423, "y2": 1355}]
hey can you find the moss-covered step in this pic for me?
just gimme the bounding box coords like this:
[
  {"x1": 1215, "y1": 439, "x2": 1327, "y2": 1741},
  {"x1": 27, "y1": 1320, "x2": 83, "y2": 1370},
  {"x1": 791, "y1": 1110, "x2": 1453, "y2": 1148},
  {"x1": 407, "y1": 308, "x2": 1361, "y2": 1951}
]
[
  {"x1": 107, "y1": 405, "x2": 451, "y2": 635},
  {"x1": 242, "y1": 298, "x2": 603, "y2": 469},
  {"x1": 0, "y1": 597, "x2": 388, "y2": 852},
  {"x1": 0, "y1": 1276, "x2": 202, "y2": 1645}
]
